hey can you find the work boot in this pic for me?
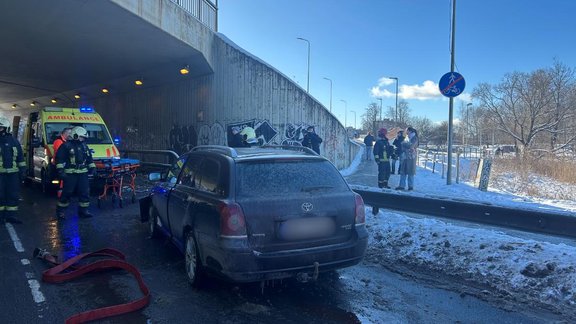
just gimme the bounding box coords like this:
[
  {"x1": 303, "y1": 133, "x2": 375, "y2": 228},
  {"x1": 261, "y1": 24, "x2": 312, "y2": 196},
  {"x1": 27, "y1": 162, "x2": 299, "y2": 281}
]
[
  {"x1": 395, "y1": 186, "x2": 405, "y2": 190},
  {"x1": 79, "y1": 208, "x2": 93, "y2": 218}
]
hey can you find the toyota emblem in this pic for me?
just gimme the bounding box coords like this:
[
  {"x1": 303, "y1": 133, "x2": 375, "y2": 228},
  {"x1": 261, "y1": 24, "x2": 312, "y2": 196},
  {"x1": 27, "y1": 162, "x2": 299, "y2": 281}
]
[{"x1": 301, "y1": 202, "x2": 313, "y2": 212}]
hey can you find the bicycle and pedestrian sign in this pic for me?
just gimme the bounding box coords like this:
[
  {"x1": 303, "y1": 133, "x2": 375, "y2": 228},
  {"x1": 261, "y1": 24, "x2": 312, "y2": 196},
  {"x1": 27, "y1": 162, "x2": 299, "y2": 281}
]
[{"x1": 439, "y1": 72, "x2": 465, "y2": 98}]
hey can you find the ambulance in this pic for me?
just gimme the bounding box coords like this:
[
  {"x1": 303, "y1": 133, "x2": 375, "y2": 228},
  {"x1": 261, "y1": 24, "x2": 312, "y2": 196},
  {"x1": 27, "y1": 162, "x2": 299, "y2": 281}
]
[{"x1": 22, "y1": 107, "x2": 120, "y2": 193}]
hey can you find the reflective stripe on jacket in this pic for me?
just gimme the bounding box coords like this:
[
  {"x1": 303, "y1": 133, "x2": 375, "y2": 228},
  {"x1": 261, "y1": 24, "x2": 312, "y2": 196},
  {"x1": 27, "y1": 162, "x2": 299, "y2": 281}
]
[
  {"x1": 0, "y1": 134, "x2": 26, "y2": 173},
  {"x1": 55, "y1": 140, "x2": 96, "y2": 174},
  {"x1": 373, "y1": 139, "x2": 392, "y2": 162}
]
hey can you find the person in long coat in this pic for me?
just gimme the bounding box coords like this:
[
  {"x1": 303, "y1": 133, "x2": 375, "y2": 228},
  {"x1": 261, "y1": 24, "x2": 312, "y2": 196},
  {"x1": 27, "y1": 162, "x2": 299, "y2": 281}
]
[{"x1": 396, "y1": 127, "x2": 419, "y2": 191}]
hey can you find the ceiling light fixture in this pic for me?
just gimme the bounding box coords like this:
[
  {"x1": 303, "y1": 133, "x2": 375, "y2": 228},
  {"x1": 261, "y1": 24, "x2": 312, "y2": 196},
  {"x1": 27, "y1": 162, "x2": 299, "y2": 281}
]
[
  {"x1": 30, "y1": 101, "x2": 37, "y2": 107},
  {"x1": 51, "y1": 98, "x2": 58, "y2": 104},
  {"x1": 74, "y1": 93, "x2": 81, "y2": 99},
  {"x1": 135, "y1": 79, "x2": 143, "y2": 86},
  {"x1": 11, "y1": 104, "x2": 17, "y2": 109},
  {"x1": 180, "y1": 65, "x2": 190, "y2": 75},
  {"x1": 101, "y1": 88, "x2": 109, "y2": 94}
]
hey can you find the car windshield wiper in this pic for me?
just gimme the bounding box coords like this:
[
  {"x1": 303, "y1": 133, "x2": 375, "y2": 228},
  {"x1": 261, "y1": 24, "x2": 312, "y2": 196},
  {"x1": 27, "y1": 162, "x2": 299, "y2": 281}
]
[{"x1": 301, "y1": 185, "x2": 334, "y2": 192}]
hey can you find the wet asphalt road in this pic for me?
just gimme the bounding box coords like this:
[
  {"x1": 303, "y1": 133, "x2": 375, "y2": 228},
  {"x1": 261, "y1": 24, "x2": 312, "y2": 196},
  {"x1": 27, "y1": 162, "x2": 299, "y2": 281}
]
[
  {"x1": 0, "y1": 179, "x2": 564, "y2": 323},
  {"x1": 1, "y1": 185, "x2": 365, "y2": 324}
]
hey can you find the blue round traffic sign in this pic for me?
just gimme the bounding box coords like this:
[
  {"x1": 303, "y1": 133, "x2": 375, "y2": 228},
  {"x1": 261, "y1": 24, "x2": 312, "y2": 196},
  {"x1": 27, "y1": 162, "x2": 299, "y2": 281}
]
[{"x1": 439, "y1": 72, "x2": 465, "y2": 98}]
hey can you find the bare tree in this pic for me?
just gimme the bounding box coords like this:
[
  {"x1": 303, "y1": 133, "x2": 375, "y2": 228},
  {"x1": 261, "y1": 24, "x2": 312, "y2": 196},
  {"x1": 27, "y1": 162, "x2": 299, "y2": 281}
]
[
  {"x1": 361, "y1": 102, "x2": 381, "y2": 134},
  {"x1": 429, "y1": 121, "x2": 449, "y2": 146},
  {"x1": 397, "y1": 100, "x2": 411, "y2": 127},
  {"x1": 548, "y1": 60, "x2": 576, "y2": 153},
  {"x1": 473, "y1": 70, "x2": 554, "y2": 156},
  {"x1": 409, "y1": 116, "x2": 433, "y2": 146},
  {"x1": 384, "y1": 100, "x2": 411, "y2": 127}
]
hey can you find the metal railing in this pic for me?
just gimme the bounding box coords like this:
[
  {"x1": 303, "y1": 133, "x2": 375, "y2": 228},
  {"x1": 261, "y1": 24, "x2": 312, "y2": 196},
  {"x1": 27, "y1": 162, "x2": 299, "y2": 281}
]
[
  {"x1": 170, "y1": 0, "x2": 218, "y2": 31},
  {"x1": 120, "y1": 149, "x2": 179, "y2": 170}
]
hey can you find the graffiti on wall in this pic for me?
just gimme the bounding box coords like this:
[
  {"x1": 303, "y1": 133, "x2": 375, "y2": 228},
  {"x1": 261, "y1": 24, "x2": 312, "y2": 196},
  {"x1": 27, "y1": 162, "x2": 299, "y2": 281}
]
[
  {"x1": 281, "y1": 122, "x2": 314, "y2": 146},
  {"x1": 226, "y1": 120, "x2": 278, "y2": 146},
  {"x1": 158, "y1": 119, "x2": 332, "y2": 157},
  {"x1": 198, "y1": 123, "x2": 226, "y2": 146},
  {"x1": 168, "y1": 123, "x2": 198, "y2": 154}
]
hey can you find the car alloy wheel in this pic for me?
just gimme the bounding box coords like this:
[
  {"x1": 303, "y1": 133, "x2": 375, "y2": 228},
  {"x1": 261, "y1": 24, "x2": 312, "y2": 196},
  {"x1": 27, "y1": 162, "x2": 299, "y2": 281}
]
[{"x1": 185, "y1": 232, "x2": 200, "y2": 285}]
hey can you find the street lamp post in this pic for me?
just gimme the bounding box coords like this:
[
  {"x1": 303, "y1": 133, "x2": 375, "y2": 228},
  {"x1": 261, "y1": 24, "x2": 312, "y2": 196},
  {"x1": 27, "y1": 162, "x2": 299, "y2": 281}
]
[
  {"x1": 466, "y1": 103, "x2": 472, "y2": 146},
  {"x1": 297, "y1": 37, "x2": 310, "y2": 93},
  {"x1": 350, "y1": 110, "x2": 356, "y2": 130},
  {"x1": 377, "y1": 98, "x2": 383, "y2": 122},
  {"x1": 323, "y1": 77, "x2": 332, "y2": 112},
  {"x1": 387, "y1": 77, "x2": 399, "y2": 123},
  {"x1": 340, "y1": 99, "x2": 347, "y2": 129}
]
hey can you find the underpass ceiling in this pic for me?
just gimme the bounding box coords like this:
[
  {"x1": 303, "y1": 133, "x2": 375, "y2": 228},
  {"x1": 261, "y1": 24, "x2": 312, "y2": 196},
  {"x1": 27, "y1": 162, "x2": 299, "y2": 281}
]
[{"x1": 0, "y1": 0, "x2": 212, "y2": 110}]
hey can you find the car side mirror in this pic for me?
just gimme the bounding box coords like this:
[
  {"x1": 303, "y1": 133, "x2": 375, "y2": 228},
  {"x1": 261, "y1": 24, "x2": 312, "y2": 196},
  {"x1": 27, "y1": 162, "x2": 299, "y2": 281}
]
[{"x1": 148, "y1": 172, "x2": 162, "y2": 181}]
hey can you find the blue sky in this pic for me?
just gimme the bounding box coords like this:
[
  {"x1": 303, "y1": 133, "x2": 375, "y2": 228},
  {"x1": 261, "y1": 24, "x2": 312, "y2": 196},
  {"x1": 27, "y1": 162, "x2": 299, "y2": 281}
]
[{"x1": 218, "y1": 0, "x2": 576, "y2": 126}]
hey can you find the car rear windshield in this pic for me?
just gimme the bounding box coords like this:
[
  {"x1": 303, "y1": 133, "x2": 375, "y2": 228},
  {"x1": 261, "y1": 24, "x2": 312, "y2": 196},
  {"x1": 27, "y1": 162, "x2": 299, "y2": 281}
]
[{"x1": 236, "y1": 159, "x2": 349, "y2": 197}]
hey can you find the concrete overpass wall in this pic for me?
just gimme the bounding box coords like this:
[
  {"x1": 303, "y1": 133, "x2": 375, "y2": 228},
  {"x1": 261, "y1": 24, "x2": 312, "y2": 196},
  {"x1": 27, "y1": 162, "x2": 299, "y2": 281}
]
[{"x1": 9, "y1": 0, "x2": 359, "y2": 169}]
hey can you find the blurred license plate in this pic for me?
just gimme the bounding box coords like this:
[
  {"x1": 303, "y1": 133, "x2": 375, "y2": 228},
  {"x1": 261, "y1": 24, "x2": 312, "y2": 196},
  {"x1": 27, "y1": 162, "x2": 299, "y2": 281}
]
[{"x1": 279, "y1": 217, "x2": 335, "y2": 240}]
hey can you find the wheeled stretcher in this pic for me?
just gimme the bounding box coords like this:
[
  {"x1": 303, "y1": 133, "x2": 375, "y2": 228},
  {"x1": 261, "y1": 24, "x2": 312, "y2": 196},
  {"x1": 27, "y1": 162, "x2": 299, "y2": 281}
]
[{"x1": 94, "y1": 158, "x2": 140, "y2": 208}]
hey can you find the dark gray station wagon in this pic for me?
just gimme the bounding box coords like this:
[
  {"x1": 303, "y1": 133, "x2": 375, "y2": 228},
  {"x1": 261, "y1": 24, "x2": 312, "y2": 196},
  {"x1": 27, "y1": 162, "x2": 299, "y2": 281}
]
[{"x1": 140, "y1": 145, "x2": 367, "y2": 284}]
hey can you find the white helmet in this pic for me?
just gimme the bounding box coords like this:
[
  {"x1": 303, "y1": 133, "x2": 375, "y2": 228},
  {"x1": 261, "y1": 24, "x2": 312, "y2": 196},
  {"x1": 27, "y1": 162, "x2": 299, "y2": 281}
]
[
  {"x1": 71, "y1": 126, "x2": 88, "y2": 139},
  {"x1": 0, "y1": 117, "x2": 10, "y2": 128}
]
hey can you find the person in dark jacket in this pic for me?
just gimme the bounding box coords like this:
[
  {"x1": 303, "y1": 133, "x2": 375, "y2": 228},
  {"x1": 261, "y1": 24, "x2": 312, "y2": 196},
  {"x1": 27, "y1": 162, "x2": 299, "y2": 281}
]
[
  {"x1": 0, "y1": 117, "x2": 26, "y2": 224},
  {"x1": 229, "y1": 126, "x2": 245, "y2": 148},
  {"x1": 363, "y1": 132, "x2": 375, "y2": 160},
  {"x1": 55, "y1": 126, "x2": 96, "y2": 219},
  {"x1": 391, "y1": 130, "x2": 404, "y2": 174},
  {"x1": 169, "y1": 123, "x2": 183, "y2": 155},
  {"x1": 302, "y1": 126, "x2": 323, "y2": 154},
  {"x1": 373, "y1": 128, "x2": 393, "y2": 189}
]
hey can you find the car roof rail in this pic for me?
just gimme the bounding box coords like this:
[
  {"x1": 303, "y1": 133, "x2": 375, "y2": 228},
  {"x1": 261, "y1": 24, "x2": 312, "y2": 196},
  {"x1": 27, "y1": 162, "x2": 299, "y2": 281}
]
[
  {"x1": 192, "y1": 145, "x2": 238, "y2": 158},
  {"x1": 260, "y1": 144, "x2": 318, "y2": 155}
]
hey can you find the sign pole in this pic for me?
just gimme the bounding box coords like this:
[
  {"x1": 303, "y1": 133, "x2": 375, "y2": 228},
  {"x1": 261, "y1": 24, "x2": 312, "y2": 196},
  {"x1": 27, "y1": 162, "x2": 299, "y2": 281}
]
[{"x1": 447, "y1": 0, "x2": 457, "y2": 185}]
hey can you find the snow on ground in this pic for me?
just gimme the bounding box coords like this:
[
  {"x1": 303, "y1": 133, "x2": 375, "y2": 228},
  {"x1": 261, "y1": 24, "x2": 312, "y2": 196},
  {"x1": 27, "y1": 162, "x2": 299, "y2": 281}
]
[{"x1": 341, "y1": 146, "x2": 576, "y2": 320}]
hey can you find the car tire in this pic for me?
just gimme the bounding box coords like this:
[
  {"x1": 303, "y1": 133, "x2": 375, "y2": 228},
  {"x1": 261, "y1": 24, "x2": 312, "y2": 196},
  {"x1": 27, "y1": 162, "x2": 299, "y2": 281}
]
[
  {"x1": 185, "y1": 231, "x2": 202, "y2": 286},
  {"x1": 148, "y1": 206, "x2": 160, "y2": 239}
]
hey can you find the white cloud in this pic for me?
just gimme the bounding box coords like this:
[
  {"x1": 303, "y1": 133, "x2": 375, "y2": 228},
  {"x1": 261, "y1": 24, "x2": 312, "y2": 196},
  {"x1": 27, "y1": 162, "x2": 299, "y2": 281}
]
[
  {"x1": 400, "y1": 80, "x2": 443, "y2": 100},
  {"x1": 371, "y1": 79, "x2": 444, "y2": 101},
  {"x1": 377, "y1": 77, "x2": 395, "y2": 87},
  {"x1": 371, "y1": 78, "x2": 473, "y2": 103},
  {"x1": 455, "y1": 92, "x2": 472, "y2": 103}
]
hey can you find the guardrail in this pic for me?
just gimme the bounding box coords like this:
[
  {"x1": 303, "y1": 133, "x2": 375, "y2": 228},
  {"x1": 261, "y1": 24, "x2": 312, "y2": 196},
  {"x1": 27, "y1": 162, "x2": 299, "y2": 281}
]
[
  {"x1": 355, "y1": 189, "x2": 576, "y2": 239},
  {"x1": 170, "y1": 0, "x2": 218, "y2": 31}
]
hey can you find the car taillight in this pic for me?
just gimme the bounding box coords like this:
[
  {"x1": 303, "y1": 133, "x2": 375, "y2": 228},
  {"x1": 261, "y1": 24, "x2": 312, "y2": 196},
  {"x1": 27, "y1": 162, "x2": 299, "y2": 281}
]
[
  {"x1": 354, "y1": 194, "x2": 365, "y2": 226},
  {"x1": 218, "y1": 202, "x2": 247, "y2": 238}
]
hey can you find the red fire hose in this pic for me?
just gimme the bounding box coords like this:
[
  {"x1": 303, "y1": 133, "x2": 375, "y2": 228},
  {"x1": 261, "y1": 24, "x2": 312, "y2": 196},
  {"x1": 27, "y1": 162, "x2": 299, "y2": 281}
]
[{"x1": 36, "y1": 248, "x2": 150, "y2": 324}]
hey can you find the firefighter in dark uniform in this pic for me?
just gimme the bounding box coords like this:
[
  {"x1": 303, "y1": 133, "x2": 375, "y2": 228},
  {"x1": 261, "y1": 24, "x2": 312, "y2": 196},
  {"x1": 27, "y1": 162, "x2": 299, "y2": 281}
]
[
  {"x1": 373, "y1": 128, "x2": 393, "y2": 189},
  {"x1": 0, "y1": 117, "x2": 27, "y2": 224},
  {"x1": 55, "y1": 126, "x2": 96, "y2": 219}
]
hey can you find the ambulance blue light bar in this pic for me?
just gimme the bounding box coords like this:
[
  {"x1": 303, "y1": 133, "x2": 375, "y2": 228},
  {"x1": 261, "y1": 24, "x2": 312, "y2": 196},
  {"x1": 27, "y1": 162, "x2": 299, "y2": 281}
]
[{"x1": 79, "y1": 107, "x2": 95, "y2": 113}]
